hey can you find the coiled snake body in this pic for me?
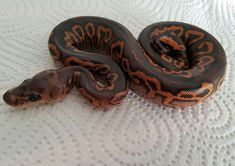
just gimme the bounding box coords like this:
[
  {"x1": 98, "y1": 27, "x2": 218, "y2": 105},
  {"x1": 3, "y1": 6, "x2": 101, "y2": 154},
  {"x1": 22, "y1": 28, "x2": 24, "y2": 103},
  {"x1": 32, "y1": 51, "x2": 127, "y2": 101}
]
[{"x1": 3, "y1": 16, "x2": 226, "y2": 108}]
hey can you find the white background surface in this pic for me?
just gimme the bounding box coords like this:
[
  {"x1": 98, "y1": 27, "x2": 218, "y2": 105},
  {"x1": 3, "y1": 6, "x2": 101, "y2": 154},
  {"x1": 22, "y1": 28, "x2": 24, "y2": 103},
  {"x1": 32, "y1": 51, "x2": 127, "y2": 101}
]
[{"x1": 0, "y1": 0, "x2": 235, "y2": 165}]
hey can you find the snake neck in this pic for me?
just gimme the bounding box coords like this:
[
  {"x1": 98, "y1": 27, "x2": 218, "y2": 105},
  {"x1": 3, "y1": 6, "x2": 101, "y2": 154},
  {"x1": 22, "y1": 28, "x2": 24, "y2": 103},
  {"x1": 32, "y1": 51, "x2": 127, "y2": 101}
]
[{"x1": 57, "y1": 66, "x2": 82, "y2": 89}]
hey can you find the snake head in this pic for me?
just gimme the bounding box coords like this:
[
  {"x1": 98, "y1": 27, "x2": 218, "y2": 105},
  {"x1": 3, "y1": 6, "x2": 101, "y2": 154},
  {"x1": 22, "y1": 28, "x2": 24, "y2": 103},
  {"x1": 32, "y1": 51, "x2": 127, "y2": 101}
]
[{"x1": 3, "y1": 69, "x2": 70, "y2": 108}]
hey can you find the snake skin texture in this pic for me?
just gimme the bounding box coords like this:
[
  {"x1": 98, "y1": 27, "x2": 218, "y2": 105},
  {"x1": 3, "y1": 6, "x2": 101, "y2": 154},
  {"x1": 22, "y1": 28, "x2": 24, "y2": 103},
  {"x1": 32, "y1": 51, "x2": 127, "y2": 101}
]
[
  {"x1": 46, "y1": 17, "x2": 226, "y2": 108},
  {"x1": 0, "y1": 0, "x2": 234, "y2": 165}
]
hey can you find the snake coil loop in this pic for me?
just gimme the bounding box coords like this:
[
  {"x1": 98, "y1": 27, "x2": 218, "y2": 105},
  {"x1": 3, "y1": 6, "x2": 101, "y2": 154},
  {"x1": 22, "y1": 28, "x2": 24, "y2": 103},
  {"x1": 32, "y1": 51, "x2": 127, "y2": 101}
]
[{"x1": 3, "y1": 17, "x2": 226, "y2": 108}]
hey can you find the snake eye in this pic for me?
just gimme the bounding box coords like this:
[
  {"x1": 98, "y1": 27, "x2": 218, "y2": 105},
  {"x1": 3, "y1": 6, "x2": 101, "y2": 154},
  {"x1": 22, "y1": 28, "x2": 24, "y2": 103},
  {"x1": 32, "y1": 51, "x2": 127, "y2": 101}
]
[{"x1": 28, "y1": 94, "x2": 41, "y2": 102}]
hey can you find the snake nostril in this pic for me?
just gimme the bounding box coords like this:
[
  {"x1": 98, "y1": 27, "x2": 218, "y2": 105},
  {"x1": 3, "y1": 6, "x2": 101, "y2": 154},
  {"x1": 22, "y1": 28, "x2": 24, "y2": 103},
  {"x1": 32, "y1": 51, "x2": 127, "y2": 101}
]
[{"x1": 3, "y1": 91, "x2": 16, "y2": 105}]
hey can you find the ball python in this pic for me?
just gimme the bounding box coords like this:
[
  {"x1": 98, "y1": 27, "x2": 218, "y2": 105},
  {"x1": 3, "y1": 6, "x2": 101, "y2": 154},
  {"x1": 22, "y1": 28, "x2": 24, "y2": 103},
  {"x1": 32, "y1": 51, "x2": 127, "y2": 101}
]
[{"x1": 3, "y1": 16, "x2": 226, "y2": 108}]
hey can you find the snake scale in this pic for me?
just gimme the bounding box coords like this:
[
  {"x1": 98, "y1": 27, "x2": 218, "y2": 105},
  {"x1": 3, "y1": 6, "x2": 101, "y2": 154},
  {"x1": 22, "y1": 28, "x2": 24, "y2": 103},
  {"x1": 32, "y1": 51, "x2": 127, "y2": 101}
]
[{"x1": 3, "y1": 16, "x2": 226, "y2": 108}]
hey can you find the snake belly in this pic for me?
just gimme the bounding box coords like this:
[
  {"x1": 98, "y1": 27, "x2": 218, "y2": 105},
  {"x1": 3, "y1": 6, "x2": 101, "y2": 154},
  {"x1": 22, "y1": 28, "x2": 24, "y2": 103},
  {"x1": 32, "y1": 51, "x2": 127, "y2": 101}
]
[{"x1": 48, "y1": 16, "x2": 226, "y2": 107}]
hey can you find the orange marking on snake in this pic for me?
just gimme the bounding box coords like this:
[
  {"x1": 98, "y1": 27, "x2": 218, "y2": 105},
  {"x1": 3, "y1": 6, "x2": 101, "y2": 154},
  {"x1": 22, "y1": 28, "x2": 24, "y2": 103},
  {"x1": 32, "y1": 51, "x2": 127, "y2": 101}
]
[
  {"x1": 177, "y1": 71, "x2": 193, "y2": 78},
  {"x1": 161, "y1": 68, "x2": 193, "y2": 78},
  {"x1": 48, "y1": 43, "x2": 61, "y2": 60},
  {"x1": 106, "y1": 73, "x2": 119, "y2": 90},
  {"x1": 110, "y1": 85, "x2": 129, "y2": 105},
  {"x1": 64, "y1": 56, "x2": 110, "y2": 74},
  {"x1": 143, "y1": 53, "x2": 161, "y2": 68},
  {"x1": 64, "y1": 31, "x2": 79, "y2": 50},
  {"x1": 143, "y1": 53, "x2": 192, "y2": 78},
  {"x1": 111, "y1": 41, "x2": 125, "y2": 62},
  {"x1": 195, "y1": 41, "x2": 214, "y2": 55},
  {"x1": 161, "y1": 53, "x2": 173, "y2": 63},
  {"x1": 97, "y1": 26, "x2": 112, "y2": 44},
  {"x1": 85, "y1": 23, "x2": 95, "y2": 38},
  {"x1": 185, "y1": 30, "x2": 205, "y2": 45},
  {"x1": 194, "y1": 56, "x2": 215, "y2": 72},
  {"x1": 78, "y1": 88, "x2": 100, "y2": 106},
  {"x1": 72, "y1": 24, "x2": 85, "y2": 46},
  {"x1": 160, "y1": 36, "x2": 186, "y2": 51},
  {"x1": 173, "y1": 59, "x2": 189, "y2": 69},
  {"x1": 170, "y1": 83, "x2": 214, "y2": 107},
  {"x1": 122, "y1": 58, "x2": 212, "y2": 107},
  {"x1": 166, "y1": 26, "x2": 184, "y2": 36},
  {"x1": 95, "y1": 73, "x2": 119, "y2": 91},
  {"x1": 151, "y1": 26, "x2": 184, "y2": 38}
]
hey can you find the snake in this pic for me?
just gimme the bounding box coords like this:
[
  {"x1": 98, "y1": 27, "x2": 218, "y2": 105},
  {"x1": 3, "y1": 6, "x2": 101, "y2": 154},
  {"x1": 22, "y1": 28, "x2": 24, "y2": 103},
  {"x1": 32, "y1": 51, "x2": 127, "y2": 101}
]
[{"x1": 3, "y1": 16, "x2": 226, "y2": 108}]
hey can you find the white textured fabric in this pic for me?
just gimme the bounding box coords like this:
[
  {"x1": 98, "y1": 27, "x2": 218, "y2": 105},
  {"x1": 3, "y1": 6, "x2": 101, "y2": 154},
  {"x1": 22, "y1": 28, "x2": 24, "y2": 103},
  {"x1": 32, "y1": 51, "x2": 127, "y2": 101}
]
[{"x1": 0, "y1": 0, "x2": 235, "y2": 165}]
